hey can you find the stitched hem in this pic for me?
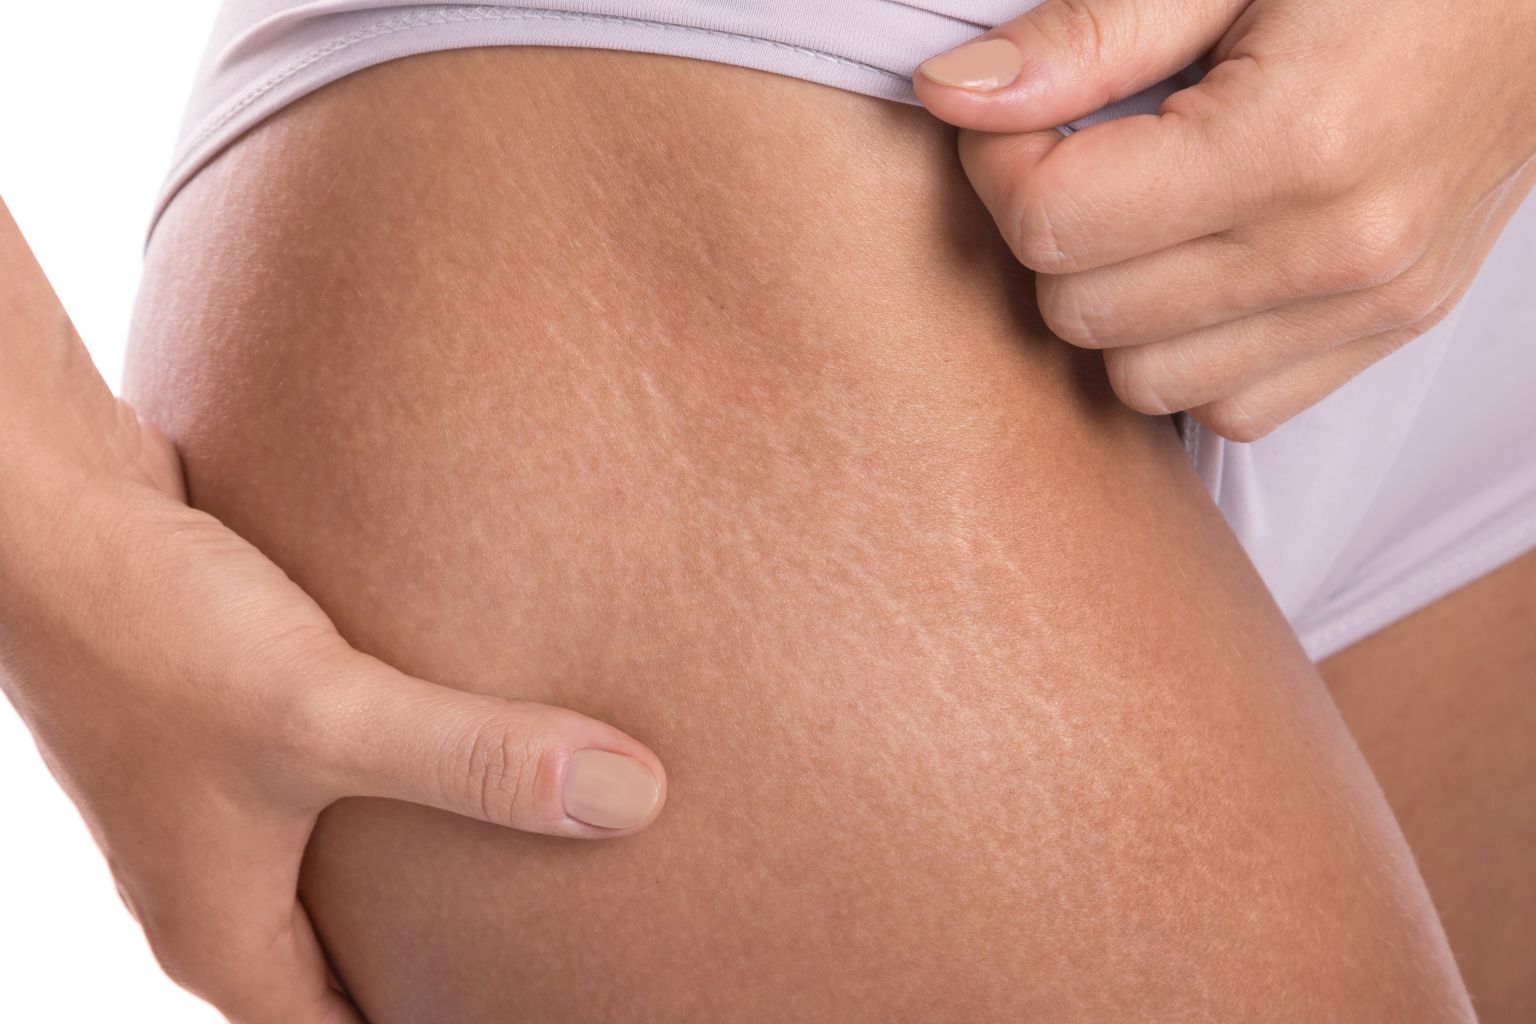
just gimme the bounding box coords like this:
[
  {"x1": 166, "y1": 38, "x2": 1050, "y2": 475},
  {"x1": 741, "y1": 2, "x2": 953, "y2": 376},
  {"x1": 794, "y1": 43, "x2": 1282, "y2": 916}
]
[
  {"x1": 146, "y1": 5, "x2": 928, "y2": 247},
  {"x1": 1299, "y1": 510, "x2": 1536, "y2": 660},
  {"x1": 169, "y1": 5, "x2": 907, "y2": 193}
]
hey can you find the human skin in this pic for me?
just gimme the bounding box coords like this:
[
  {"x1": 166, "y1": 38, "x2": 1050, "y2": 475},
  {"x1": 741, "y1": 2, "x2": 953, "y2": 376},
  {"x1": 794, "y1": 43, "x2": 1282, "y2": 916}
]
[
  {"x1": 923, "y1": 9, "x2": 1536, "y2": 1009},
  {"x1": 914, "y1": 0, "x2": 1536, "y2": 440},
  {"x1": 0, "y1": 198, "x2": 666, "y2": 1024},
  {"x1": 1320, "y1": 548, "x2": 1536, "y2": 1024},
  {"x1": 123, "y1": 46, "x2": 1485, "y2": 1021}
]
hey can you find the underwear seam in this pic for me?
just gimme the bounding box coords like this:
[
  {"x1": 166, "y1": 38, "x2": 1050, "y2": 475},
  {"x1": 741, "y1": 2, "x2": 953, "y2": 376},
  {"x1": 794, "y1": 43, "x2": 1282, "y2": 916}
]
[
  {"x1": 1299, "y1": 508, "x2": 1536, "y2": 653},
  {"x1": 171, "y1": 4, "x2": 909, "y2": 184}
]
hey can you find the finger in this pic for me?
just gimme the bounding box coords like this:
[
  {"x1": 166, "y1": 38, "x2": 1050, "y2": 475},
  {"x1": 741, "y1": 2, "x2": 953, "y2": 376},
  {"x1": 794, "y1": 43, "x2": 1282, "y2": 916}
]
[
  {"x1": 1038, "y1": 177, "x2": 1453, "y2": 347},
  {"x1": 129, "y1": 824, "x2": 364, "y2": 1024},
  {"x1": 215, "y1": 903, "x2": 365, "y2": 1024},
  {"x1": 303, "y1": 649, "x2": 667, "y2": 837},
  {"x1": 913, "y1": 0, "x2": 1240, "y2": 132},
  {"x1": 957, "y1": 57, "x2": 1290, "y2": 273},
  {"x1": 1036, "y1": 226, "x2": 1328, "y2": 349},
  {"x1": 1129, "y1": 163, "x2": 1527, "y2": 442},
  {"x1": 160, "y1": 914, "x2": 364, "y2": 1024},
  {"x1": 1100, "y1": 268, "x2": 1442, "y2": 416},
  {"x1": 1189, "y1": 327, "x2": 1422, "y2": 442},
  {"x1": 1103, "y1": 317, "x2": 1312, "y2": 419},
  {"x1": 954, "y1": 127, "x2": 1068, "y2": 268}
]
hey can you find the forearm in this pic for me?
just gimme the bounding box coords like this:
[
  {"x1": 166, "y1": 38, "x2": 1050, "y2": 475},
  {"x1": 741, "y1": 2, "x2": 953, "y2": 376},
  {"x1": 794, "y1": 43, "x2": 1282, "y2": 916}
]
[
  {"x1": 0, "y1": 200, "x2": 184, "y2": 586},
  {"x1": 0, "y1": 200, "x2": 186, "y2": 723},
  {"x1": 4, "y1": 164, "x2": 675, "y2": 1024},
  {"x1": 0, "y1": 200, "x2": 129, "y2": 477}
]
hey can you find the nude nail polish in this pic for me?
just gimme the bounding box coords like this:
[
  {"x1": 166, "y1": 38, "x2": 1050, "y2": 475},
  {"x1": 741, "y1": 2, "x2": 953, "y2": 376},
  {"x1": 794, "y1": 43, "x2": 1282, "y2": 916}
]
[
  {"x1": 563, "y1": 748, "x2": 660, "y2": 829},
  {"x1": 917, "y1": 38, "x2": 1023, "y2": 91}
]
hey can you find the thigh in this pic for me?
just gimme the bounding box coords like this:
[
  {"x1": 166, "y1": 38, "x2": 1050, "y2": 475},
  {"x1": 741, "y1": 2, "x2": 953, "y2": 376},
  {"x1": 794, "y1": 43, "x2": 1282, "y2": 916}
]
[
  {"x1": 126, "y1": 47, "x2": 1470, "y2": 1023},
  {"x1": 1321, "y1": 547, "x2": 1536, "y2": 1024}
]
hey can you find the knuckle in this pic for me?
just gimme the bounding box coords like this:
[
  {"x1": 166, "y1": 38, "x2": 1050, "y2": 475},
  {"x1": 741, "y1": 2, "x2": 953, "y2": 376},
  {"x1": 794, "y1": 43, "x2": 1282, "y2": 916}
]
[
  {"x1": 1037, "y1": 275, "x2": 1110, "y2": 347},
  {"x1": 141, "y1": 917, "x2": 217, "y2": 997},
  {"x1": 1006, "y1": 177, "x2": 1076, "y2": 273},
  {"x1": 1105, "y1": 345, "x2": 1179, "y2": 415},
  {"x1": 455, "y1": 718, "x2": 542, "y2": 823},
  {"x1": 1260, "y1": 229, "x2": 1352, "y2": 302},
  {"x1": 958, "y1": 133, "x2": 1076, "y2": 273},
  {"x1": 118, "y1": 871, "x2": 279, "y2": 1015},
  {"x1": 1287, "y1": 249, "x2": 1360, "y2": 299},
  {"x1": 1278, "y1": 95, "x2": 1365, "y2": 201},
  {"x1": 199, "y1": 978, "x2": 266, "y2": 1022},
  {"x1": 143, "y1": 911, "x2": 291, "y2": 1018},
  {"x1": 1411, "y1": 293, "x2": 1458, "y2": 336},
  {"x1": 1035, "y1": 0, "x2": 1116, "y2": 70},
  {"x1": 1199, "y1": 396, "x2": 1278, "y2": 443},
  {"x1": 1369, "y1": 256, "x2": 1455, "y2": 332},
  {"x1": 1373, "y1": 283, "x2": 1441, "y2": 332},
  {"x1": 1334, "y1": 197, "x2": 1429, "y2": 291}
]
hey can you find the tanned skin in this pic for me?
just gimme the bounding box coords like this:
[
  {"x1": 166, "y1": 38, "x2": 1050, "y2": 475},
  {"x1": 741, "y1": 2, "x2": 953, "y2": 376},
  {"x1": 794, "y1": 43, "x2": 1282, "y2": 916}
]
[{"x1": 126, "y1": 46, "x2": 1499, "y2": 1023}]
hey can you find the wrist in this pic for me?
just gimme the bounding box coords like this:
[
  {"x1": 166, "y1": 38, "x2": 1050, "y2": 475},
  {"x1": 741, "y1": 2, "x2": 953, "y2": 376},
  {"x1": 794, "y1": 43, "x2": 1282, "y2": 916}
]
[
  {"x1": 0, "y1": 422, "x2": 182, "y2": 595},
  {"x1": 0, "y1": 441, "x2": 101, "y2": 569},
  {"x1": 2, "y1": 199, "x2": 182, "y2": 504},
  {"x1": 1, "y1": 395, "x2": 185, "y2": 503}
]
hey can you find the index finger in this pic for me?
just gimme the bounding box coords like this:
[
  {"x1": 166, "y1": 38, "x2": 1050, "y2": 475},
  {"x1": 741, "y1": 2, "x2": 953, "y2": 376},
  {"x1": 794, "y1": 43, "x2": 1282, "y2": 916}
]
[
  {"x1": 912, "y1": 0, "x2": 1238, "y2": 133},
  {"x1": 961, "y1": 58, "x2": 1291, "y2": 274}
]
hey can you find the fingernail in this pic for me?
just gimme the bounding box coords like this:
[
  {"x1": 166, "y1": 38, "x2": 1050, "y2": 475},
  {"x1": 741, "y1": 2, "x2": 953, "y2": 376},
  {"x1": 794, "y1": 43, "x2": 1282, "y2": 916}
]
[
  {"x1": 563, "y1": 748, "x2": 660, "y2": 829},
  {"x1": 917, "y1": 38, "x2": 1023, "y2": 91}
]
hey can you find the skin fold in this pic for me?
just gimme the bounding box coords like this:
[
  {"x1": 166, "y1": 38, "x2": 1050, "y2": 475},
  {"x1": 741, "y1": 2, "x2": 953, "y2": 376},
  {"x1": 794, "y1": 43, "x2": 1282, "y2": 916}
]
[{"x1": 127, "y1": 47, "x2": 1477, "y2": 1022}]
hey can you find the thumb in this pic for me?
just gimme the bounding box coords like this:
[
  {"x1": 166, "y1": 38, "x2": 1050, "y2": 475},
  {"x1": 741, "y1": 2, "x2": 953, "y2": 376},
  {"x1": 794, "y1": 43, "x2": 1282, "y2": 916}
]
[
  {"x1": 305, "y1": 650, "x2": 667, "y2": 837},
  {"x1": 912, "y1": 0, "x2": 1239, "y2": 132}
]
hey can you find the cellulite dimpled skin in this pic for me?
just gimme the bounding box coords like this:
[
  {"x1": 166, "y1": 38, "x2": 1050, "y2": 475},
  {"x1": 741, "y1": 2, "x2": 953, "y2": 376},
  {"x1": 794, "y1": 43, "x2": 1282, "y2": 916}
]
[{"x1": 155, "y1": 1, "x2": 1536, "y2": 660}]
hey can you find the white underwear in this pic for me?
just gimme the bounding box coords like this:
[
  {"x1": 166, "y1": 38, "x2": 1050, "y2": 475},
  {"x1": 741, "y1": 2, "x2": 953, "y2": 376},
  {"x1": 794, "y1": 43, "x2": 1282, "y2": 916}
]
[{"x1": 150, "y1": 2, "x2": 1536, "y2": 659}]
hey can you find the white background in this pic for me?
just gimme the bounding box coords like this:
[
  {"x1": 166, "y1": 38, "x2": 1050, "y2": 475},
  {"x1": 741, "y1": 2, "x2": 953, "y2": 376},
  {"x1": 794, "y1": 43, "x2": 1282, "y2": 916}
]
[{"x1": 1, "y1": 3, "x2": 225, "y2": 1020}]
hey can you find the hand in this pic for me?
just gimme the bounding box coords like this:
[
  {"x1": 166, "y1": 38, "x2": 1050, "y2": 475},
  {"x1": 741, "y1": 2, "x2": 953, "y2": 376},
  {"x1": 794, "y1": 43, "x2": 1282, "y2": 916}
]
[
  {"x1": 0, "y1": 412, "x2": 667, "y2": 1022},
  {"x1": 913, "y1": 0, "x2": 1536, "y2": 440}
]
